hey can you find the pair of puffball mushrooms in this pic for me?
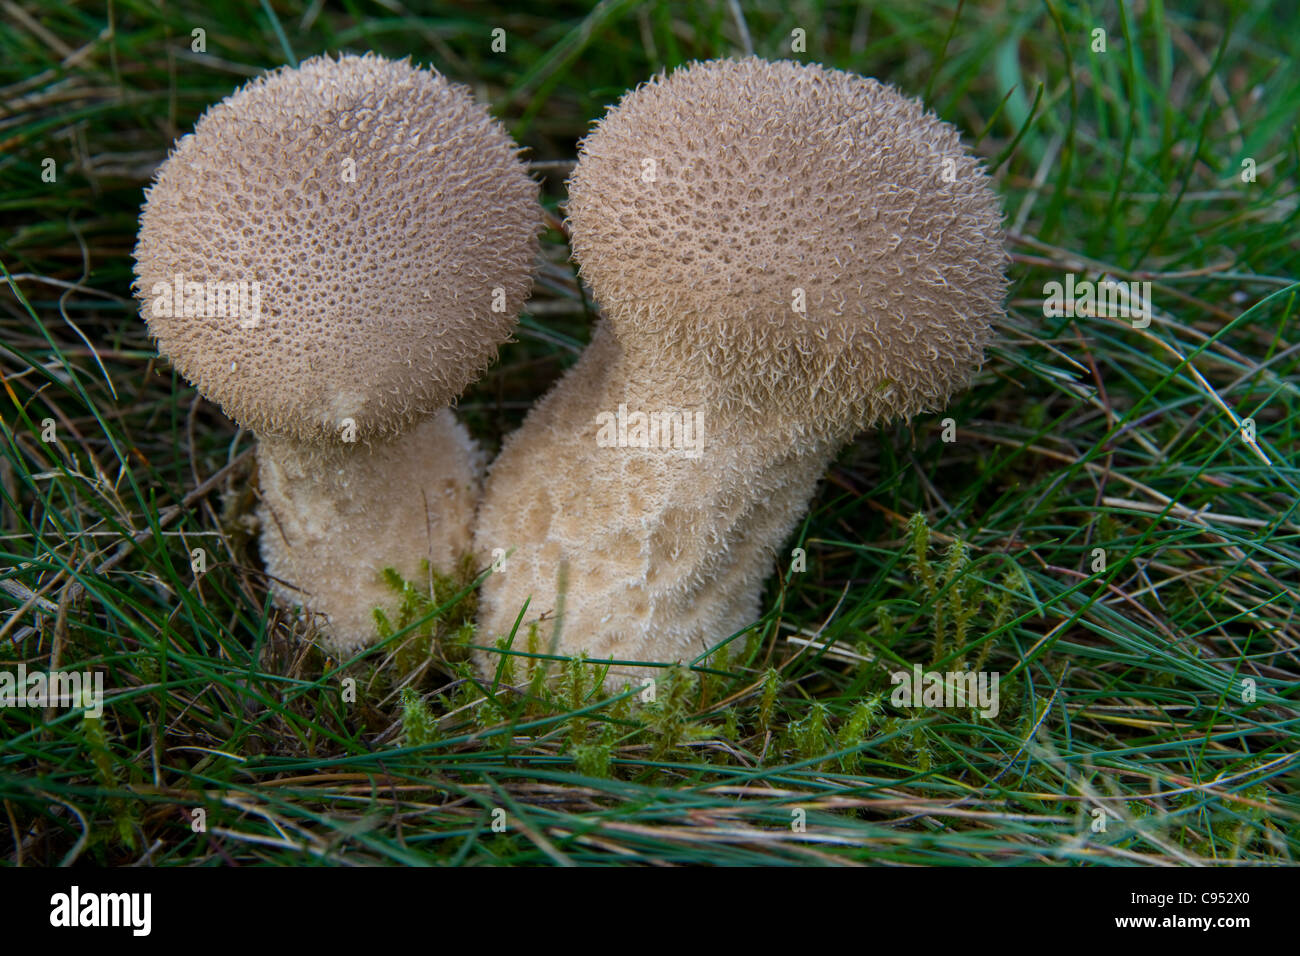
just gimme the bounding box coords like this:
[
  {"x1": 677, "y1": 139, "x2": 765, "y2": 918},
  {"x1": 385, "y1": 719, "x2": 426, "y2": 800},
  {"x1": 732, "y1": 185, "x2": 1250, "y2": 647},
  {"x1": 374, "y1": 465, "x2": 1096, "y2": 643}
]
[{"x1": 133, "y1": 53, "x2": 1007, "y2": 688}]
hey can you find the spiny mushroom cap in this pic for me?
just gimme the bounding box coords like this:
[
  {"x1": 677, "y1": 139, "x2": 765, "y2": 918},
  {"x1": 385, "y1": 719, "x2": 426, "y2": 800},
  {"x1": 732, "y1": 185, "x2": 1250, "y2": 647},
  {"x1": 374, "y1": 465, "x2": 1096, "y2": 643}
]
[
  {"x1": 565, "y1": 57, "x2": 1007, "y2": 441},
  {"x1": 133, "y1": 53, "x2": 541, "y2": 446}
]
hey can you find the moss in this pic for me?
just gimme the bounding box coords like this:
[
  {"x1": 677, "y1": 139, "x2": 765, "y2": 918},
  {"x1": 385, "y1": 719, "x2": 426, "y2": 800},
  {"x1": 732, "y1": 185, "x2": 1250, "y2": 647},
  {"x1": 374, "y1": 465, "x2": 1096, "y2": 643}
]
[
  {"x1": 401, "y1": 687, "x2": 439, "y2": 747},
  {"x1": 645, "y1": 665, "x2": 698, "y2": 762},
  {"x1": 81, "y1": 708, "x2": 137, "y2": 852}
]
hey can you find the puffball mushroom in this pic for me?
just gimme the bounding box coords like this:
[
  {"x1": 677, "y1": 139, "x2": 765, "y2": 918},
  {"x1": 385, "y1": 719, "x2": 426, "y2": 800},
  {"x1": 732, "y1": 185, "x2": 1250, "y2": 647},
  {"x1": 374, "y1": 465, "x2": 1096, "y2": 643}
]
[
  {"x1": 133, "y1": 53, "x2": 541, "y2": 654},
  {"x1": 473, "y1": 57, "x2": 1007, "y2": 683}
]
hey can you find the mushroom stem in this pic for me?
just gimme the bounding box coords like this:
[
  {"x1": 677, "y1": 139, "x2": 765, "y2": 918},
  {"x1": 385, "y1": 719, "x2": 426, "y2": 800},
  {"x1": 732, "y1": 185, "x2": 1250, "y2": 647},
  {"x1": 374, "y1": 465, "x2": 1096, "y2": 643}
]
[
  {"x1": 475, "y1": 322, "x2": 836, "y2": 683},
  {"x1": 259, "y1": 409, "x2": 483, "y2": 653}
]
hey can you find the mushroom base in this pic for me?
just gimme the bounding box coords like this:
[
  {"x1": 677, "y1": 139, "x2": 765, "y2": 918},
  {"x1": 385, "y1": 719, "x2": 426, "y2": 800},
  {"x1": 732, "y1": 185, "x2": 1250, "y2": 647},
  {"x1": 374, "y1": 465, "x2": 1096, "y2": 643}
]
[
  {"x1": 258, "y1": 408, "x2": 484, "y2": 655},
  {"x1": 473, "y1": 323, "x2": 837, "y2": 689}
]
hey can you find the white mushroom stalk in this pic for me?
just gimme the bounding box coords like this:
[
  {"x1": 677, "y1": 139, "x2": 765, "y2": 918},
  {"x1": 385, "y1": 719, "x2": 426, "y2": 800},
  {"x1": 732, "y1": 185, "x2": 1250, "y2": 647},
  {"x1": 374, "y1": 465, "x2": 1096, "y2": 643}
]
[
  {"x1": 473, "y1": 57, "x2": 1007, "y2": 685},
  {"x1": 133, "y1": 53, "x2": 541, "y2": 654}
]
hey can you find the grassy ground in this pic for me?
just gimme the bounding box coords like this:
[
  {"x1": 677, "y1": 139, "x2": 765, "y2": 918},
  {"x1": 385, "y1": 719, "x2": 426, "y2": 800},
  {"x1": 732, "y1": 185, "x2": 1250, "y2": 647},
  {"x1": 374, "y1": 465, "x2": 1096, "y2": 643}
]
[{"x1": 1, "y1": 0, "x2": 1297, "y2": 866}]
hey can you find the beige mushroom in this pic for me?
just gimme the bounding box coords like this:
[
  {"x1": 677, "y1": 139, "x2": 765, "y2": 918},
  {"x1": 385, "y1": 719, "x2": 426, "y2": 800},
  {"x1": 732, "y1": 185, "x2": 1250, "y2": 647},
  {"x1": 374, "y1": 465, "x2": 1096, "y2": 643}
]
[
  {"x1": 134, "y1": 53, "x2": 541, "y2": 654},
  {"x1": 473, "y1": 57, "x2": 1007, "y2": 684}
]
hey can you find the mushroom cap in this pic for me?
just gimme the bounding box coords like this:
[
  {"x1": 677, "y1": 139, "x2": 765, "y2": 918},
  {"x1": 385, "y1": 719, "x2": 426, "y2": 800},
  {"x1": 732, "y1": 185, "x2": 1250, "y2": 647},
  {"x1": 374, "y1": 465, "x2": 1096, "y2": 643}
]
[
  {"x1": 565, "y1": 57, "x2": 1007, "y2": 439},
  {"x1": 133, "y1": 53, "x2": 541, "y2": 445}
]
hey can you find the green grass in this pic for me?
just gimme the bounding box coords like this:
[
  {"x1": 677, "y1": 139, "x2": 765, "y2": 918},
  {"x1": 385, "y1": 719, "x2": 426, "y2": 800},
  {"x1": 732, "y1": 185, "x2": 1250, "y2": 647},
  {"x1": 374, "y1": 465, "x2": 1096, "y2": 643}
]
[{"x1": 1, "y1": 0, "x2": 1298, "y2": 865}]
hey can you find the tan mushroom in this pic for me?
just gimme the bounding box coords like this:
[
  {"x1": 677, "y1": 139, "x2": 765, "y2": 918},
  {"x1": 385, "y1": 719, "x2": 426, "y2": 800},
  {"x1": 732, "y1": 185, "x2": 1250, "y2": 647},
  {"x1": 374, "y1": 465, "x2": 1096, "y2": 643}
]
[
  {"x1": 134, "y1": 53, "x2": 541, "y2": 653},
  {"x1": 473, "y1": 57, "x2": 1007, "y2": 684}
]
